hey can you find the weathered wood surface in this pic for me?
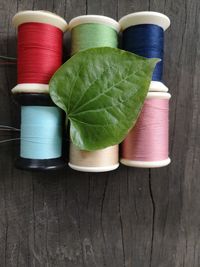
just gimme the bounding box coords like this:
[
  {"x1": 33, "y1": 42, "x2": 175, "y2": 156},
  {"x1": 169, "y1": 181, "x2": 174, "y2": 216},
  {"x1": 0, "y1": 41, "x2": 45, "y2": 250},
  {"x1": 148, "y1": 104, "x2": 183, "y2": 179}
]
[{"x1": 0, "y1": 0, "x2": 199, "y2": 266}]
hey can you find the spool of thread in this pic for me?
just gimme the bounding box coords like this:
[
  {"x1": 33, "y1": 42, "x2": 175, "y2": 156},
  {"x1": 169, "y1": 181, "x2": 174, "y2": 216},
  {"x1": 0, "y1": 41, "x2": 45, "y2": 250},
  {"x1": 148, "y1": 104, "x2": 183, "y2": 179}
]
[
  {"x1": 69, "y1": 144, "x2": 119, "y2": 172},
  {"x1": 68, "y1": 15, "x2": 120, "y2": 172},
  {"x1": 121, "y1": 92, "x2": 171, "y2": 168},
  {"x1": 69, "y1": 15, "x2": 120, "y2": 55},
  {"x1": 119, "y1": 11, "x2": 170, "y2": 92},
  {"x1": 14, "y1": 92, "x2": 65, "y2": 170},
  {"x1": 12, "y1": 10, "x2": 68, "y2": 91}
]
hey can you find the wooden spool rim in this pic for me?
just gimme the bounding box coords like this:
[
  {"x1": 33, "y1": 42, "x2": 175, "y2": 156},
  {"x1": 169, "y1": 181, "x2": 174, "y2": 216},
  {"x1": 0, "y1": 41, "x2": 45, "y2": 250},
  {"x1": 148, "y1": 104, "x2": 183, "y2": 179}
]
[
  {"x1": 68, "y1": 162, "x2": 119, "y2": 172},
  {"x1": 149, "y1": 81, "x2": 169, "y2": 92},
  {"x1": 147, "y1": 91, "x2": 171, "y2": 99},
  {"x1": 12, "y1": 10, "x2": 68, "y2": 32},
  {"x1": 12, "y1": 83, "x2": 49, "y2": 94},
  {"x1": 120, "y1": 157, "x2": 171, "y2": 168},
  {"x1": 69, "y1": 15, "x2": 120, "y2": 32},
  {"x1": 119, "y1": 11, "x2": 170, "y2": 31}
]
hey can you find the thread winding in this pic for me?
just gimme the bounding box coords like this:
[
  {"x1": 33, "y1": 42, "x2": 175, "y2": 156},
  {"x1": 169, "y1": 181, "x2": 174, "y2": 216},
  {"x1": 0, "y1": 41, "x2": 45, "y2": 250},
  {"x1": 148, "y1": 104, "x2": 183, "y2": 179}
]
[
  {"x1": 71, "y1": 23, "x2": 118, "y2": 55},
  {"x1": 18, "y1": 22, "x2": 63, "y2": 84},
  {"x1": 20, "y1": 106, "x2": 62, "y2": 159},
  {"x1": 122, "y1": 24, "x2": 164, "y2": 81},
  {"x1": 121, "y1": 96, "x2": 170, "y2": 163}
]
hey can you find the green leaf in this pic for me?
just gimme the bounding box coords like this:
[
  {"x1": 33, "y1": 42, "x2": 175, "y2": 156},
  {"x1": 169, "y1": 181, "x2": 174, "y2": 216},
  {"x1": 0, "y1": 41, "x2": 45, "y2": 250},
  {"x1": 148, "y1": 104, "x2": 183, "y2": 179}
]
[{"x1": 49, "y1": 47, "x2": 159, "y2": 151}]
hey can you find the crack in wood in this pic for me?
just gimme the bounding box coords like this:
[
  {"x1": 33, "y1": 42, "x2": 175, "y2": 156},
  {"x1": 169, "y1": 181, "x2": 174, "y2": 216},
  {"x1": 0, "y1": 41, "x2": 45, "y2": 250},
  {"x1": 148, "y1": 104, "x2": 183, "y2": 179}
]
[
  {"x1": 100, "y1": 177, "x2": 108, "y2": 267},
  {"x1": 86, "y1": 0, "x2": 88, "y2": 15},
  {"x1": 76, "y1": 192, "x2": 85, "y2": 266},
  {"x1": 149, "y1": 170, "x2": 155, "y2": 267},
  {"x1": 119, "y1": 182, "x2": 126, "y2": 267},
  {"x1": 86, "y1": 175, "x2": 90, "y2": 210}
]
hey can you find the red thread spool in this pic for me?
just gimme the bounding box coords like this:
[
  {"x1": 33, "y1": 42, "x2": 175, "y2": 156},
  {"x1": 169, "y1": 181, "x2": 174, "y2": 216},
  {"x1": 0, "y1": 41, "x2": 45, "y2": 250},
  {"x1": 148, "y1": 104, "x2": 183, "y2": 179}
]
[
  {"x1": 121, "y1": 92, "x2": 171, "y2": 168},
  {"x1": 17, "y1": 22, "x2": 62, "y2": 84},
  {"x1": 12, "y1": 11, "x2": 68, "y2": 85}
]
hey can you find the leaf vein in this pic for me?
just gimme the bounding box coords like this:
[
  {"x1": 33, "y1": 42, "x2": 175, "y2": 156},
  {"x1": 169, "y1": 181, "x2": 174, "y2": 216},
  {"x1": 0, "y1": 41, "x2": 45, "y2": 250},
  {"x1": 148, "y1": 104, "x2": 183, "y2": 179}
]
[{"x1": 71, "y1": 70, "x2": 140, "y2": 115}]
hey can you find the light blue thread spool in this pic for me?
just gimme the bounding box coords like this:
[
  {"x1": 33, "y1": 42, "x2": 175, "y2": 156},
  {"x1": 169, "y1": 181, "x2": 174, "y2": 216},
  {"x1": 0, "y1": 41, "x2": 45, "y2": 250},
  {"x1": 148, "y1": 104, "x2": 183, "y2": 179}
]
[{"x1": 20, "y1": 106, "x2": 62, "y2": 159}]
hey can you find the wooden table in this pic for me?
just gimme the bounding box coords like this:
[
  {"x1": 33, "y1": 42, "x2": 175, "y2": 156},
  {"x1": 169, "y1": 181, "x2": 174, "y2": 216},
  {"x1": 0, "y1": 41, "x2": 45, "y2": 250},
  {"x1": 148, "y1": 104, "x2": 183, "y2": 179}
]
[{"x1": 0, "y1": 0, "x2": 199, "y2": 266}]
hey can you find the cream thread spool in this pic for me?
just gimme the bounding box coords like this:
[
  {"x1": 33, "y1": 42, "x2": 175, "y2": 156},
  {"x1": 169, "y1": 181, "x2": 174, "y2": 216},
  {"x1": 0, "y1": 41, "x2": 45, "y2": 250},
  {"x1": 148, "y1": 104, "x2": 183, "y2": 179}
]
[
  {"x1": 68, "y1": 15, "x2": 120, "y2": 172},
  {"x1": 69, "y1": 144, "x2": 119, "y2": 172}
]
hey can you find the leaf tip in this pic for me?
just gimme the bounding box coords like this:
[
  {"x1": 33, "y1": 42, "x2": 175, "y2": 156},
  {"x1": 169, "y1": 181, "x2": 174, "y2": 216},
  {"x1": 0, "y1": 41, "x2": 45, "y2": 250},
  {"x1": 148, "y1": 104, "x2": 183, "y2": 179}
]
[{"x1": 150, "y1": 57, "x2": 162, "y2": 66}]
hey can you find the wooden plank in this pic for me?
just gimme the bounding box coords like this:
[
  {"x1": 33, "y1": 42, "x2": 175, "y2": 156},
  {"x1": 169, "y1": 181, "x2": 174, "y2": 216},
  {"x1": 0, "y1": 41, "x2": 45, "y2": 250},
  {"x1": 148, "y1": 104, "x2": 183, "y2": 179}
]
[
  {"x1": 80, "y1": 1, "x2": 152, "y2": 266},
  {"x1": 27, "y1": 2, "x2": 88, "y2": 267},
  {"x1": 87, "y1": 0, "x2": 117, "y2": 17},
  {"x1": 0, "y1": 0, "x2": 21, "y2": 266},
  {"x1": 150, "y1": 0, "x2": 200, "y2": 266},
  {"x1": 117, "y1": 2, "x2": 154, "y2": 267},
  {"x1": 0, "y1": 0, "x2": 199, "y2": 266}
]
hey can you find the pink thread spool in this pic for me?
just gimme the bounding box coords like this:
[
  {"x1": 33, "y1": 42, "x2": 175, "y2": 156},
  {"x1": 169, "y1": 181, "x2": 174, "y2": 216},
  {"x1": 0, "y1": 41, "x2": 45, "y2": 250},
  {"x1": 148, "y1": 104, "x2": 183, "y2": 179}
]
[{"x1": 121, "y1": 92, "x2": 171, "y2": 168}]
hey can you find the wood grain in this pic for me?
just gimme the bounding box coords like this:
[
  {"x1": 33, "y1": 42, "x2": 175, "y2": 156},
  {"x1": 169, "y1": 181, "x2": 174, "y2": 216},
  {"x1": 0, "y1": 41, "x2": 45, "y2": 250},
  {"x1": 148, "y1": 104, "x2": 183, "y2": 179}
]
[{"x1": 0, "y1": 0, "x2": 199, "y2": 266}]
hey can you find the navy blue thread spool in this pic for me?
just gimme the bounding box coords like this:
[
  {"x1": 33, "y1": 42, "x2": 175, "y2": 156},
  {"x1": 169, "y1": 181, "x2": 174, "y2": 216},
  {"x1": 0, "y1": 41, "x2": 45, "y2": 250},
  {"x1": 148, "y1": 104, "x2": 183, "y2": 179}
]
[
  {"x1": 12, "y1": 92, "x2": 66, "y2": 171},
  {"x1": 119, "y1": 11, "x2": 170, "y2": 92}
]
